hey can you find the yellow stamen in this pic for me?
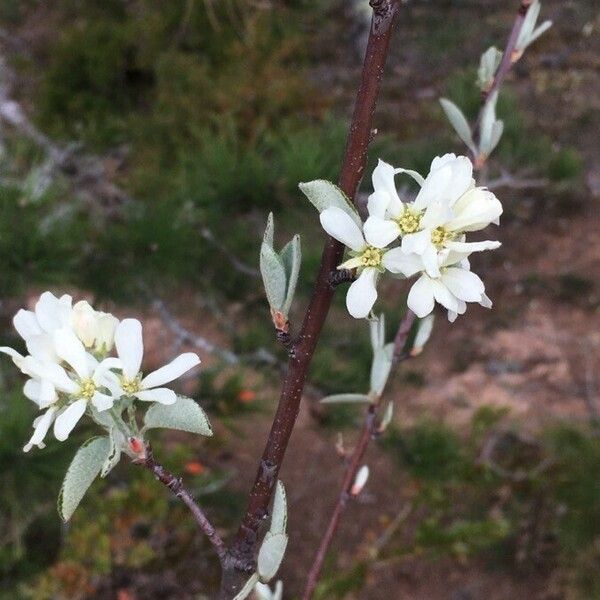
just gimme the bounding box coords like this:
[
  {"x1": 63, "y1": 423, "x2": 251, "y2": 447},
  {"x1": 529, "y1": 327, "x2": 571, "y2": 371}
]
[
  {"x1": 431, "y1": 226, "x2": 452, "y2": 249},
  {"x1": 396, "y1": 209, "x2": 422, "y2": 234},
  {"x1": 360, "y1": 246, "x2": 383, "y2": 267},
  {"x1": 79, "y1": 378, "x2": 97, "y2": 401},
  {"x1": 120, "y1": 375, "x2": 142, "y2": 395}
]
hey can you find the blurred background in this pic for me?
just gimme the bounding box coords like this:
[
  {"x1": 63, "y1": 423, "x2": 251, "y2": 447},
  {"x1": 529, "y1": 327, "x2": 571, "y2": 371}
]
[{"x1": 0, "y1": 1, "x2": 598, "y2": 598}]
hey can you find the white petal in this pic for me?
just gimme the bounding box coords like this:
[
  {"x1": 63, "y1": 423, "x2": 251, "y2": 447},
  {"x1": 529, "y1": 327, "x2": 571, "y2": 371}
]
[
  {"x1": 441, "y1": 268, "x2": 485, "y2": 301},
  {"x1": 429, "y1": 279, "x2": 459, "y2": 313},
  {"x1": 320, "y1": 208, "x2": 366, "y2": 252},
  {"x1": 407, "y1": 275, "x2": 435, "y2": 318},
  {"x1": 430, "y1": 153, "x2": 457, "y2": 171},
  {"x1": 479, "y1": 293, "x2": 493, "y2": 309},
  {"x1": 346, "y1": 268, "x2": 378, "y2": 319},
  {"x1": 53, "y1": 399, "x2": 87, "y2": 441},
  {"x1": 54, "y1": 328, "x2": 90, "y2": 378},
  {"x1": 91, "y1": 391, "x2": 114, "y2": 412},
  {"x1": 24, "y1": 379, "x2": 41, "y2": 402},
  {"x1": 13, "y1": 309, "x2": 41, "y2": 339},
  {"x1": 367, "y1": 190, "x2": 391, "y2": 219},
  {"x1": 135, "y1": 388, "x2": 177, "y2": 405},
  {"x1": 35, "y1": 292, "x2": 71, "y2": 333},
  {"x1": 38, "y1": 379, "x2": 58, "y2": 408},
  {"x1": 413, "y1": 165, "x2": 452, "y2": 210},
  {"x1": 449, "y1": 189, "x2": 502, "y2": 232},
  {"x1": 382, "y1": 248, "x2": 424, "y2": 277},
  {"x1": 372, "y1": 159, "x2": 403, "y2": 214},
  {"x1": 26, "y1": 334, "x2": 59, "y2": 363},
  {"x1": 24, "y1": 407, "x2": 57, "y2": 452},
  {"x1": 363, "y1": 216, "x2": 400, "y2": 248},
  {"x1": 421, "y1": 201, "x2": 453, "y2": 229},
  {"x1": 0, "y1": 346, "x2": 25, "y2": 368},
  {"x1": 142, "y1": 352, "x2": 201, "y2": 389},
  {"x1": 445, "y1": 240, "x2": 501, "y2": 253},
  {"x1": 443, "y1": 155, "x2": 473, "y2": 205},
  {"x1": 401, "y1": 229, "x2": 431, "y2": 255},
  {"x1": 115, "y1": 318, "x2": 144, "y2": 379},
  {"x1": 422, "y1": 244, "x2": 441, "y2": 278},
  {"x1": 21, "y1": 357, "x2": 78, "y2": 394}
]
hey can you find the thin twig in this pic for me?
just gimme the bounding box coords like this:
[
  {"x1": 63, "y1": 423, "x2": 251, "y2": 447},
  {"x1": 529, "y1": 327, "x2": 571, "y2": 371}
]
[
  {"x1": 392, "y1": 309, "x2": 416, "y2": 364},
  {"x1": 301, "y1": 405, "x2": 377, "y2": 600},
  {"x1": 220, "y1": 1, "x2": 403, "y2": 594},
  {"x1": 137, "y1": 444, "x2": 228, "y2": 563}
]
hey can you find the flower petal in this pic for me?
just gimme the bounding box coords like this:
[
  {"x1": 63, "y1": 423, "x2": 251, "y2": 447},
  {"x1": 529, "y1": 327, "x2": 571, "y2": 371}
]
[
  {"x1": 413, "y1": 165, "x2": 452, "y2": 210},
  {"x1": 0, "y1": 346, "x2": 25, "y2": 368},
  {"x1": 320, "y1": 208, "x2": 366, "y2": 252},
  {"x1": 53, "y1": 399, "x2": 87, "y2": 441},
  {"x1": 445, "y1": 240, "x2": 501, "y2": 253},
  {"x1": 142, "y1": 353, "x2": 201, "y2": 389},
  {"x1": 449, "y1": 189, "x2": 502, "y2": 232},
  {"x1": 422, "y1": 244, "x2": 441, "y2": 278},
  {"x1": 363, "y1": 216, "x2": 400, "y2": 248},
  {"x1": 382, "y1": 248, "x2": 423, "y2": 277},
  {"x1": 407, "y1": 275, "x2": 435, "y2": 317},
  {"x1": 54, "y1": 328, "x2": 90, "y2": 378},
  {"x1": 26, "y1": 334, "x2": 59, "y2": 363},
  {"x1": 115, "y1": 318, "x2": 144, "y2": 379},
  {"x1": 346, "y1": 268, "x2": 378, "y2": 319},
  {"x1": 372, "y1": 159, "x2": 403, "y2": 215},
  {"x1": 441, "y1": 267, "x2": 485, "y2": 301},
  {"x1": 134, "y1": 388, "x2": 177, "y2": 405},
  {"x1": 401, "y1": 229, "x2": 431, "y2": 255},
  {"x1": 24, "y1": 407, "x2": 57, "y2": 452},
  {"x1": 91, "y1": 391, "x2": 114, "y2": 412},
  {"x1": 429, "y1": 279, "x2": 459, "y2": 313},
  {"x1": 367, "y1": 190, "x2": 390, "y2": 219},
  {"x1": 21, "y1": 357, "x2": 78, "y2": 394},
  {"x1": 35, "y1": 292, "x2": 72, "y2": 333},
  {"x1": 13, "y1": 309, "x2": 41, "y2": 339}
]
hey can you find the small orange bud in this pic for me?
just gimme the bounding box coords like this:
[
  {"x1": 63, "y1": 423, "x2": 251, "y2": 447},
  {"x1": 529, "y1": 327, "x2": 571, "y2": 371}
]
[
  {"x1": 238, "y1": 389, "x2": 256, "y2": 404},
  {"x1": 128, "y1": 437, "x2": 145, "y2": 457},
  {"x1": 184, "y1": 461, "x2": 206, "y2": 476}
]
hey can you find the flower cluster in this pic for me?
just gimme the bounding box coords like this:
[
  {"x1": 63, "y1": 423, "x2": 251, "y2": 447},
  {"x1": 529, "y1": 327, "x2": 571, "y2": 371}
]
[
  {"x1": 319, "y1": 154, "x2": 502, "y2": 320},
  {"x1": 0, "y1": 292, "x2": 200, "y2": 452}
]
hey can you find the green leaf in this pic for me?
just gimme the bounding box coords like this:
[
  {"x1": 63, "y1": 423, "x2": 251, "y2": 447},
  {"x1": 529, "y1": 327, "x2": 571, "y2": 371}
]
[
  {"x1": 58, "y1": 436, "x2": 111, "y2": 521},
  {"x1": 258, "y1": 532, "x2": 288, "y2": 582},
  {"x1": 232, "y1": 573, "x2": 259, "y2": 600},
  {"x1": 370, "y1": 343, "x2": 394, "y2": 397},
  {"x1": 298, "y1": 180, "x2": 362, "y2": 227},
  {"x1": 270, "y1": 480, "x2": 287, "y2": 535},
  {"x1": 477, "y1": 46, "x2": 502, "y2": 91},
  {"x1": 260, "y1": 242, "x2": 287, "y2": 311},
  {"x1": 263, "y1": 212, "x2": 275, "y2": 248},
  {"x1": 412, "y1": 314, "x2": 435, "y2": 356},
  {"x1": 320, "y1": 393, "x2": 371, "y2": 405},
  {"x1": 439, "y1": 98, "x2": 477, "y2": 155},
  {"x1": 280, "y1": 235, "x2": 301, "y2": 315},
  {"x1": 101, "y1": 426, "x2": 123, "y2": 478},
  {"x1": 479, "y1": 91, "x2": 500, "y2": 157},
  {"x1": 143, "y1": 396, "x2": 213, "y2": 436}
]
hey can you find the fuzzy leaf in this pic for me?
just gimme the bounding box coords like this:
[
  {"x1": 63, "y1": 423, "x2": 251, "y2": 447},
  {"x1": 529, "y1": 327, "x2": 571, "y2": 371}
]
[
  {"x1": 411, "y1": 314, "x2": 435, "y2": 356},
  {"x1": 144, "y1": 396, "x2": 213, "y2": 436},
  {"x1": 101, "y1": 427, "x2": 123, "y2": 478},
  {"x1": 280, "y1": 235, "x2": 301, "y2": 315},
  {"x1": 369, "y1": 313, "x2": 386, "y2": 351},
  {"x1": 258, "y1": 532, "x2": 288, "y2": 582},
  {"x1": 298, "y1": 180, "x2": 362, "y2": 227},
  {"x1": 260, "y1": 242, "x2": 287, "y2": 311},
  {"x1": 232, "y1": 573, "x2": 259, "y2": 600},
  {"x1": 439, "y1": 98, "x2": 477, "y2": 155},
  {"x1": 479, "y1": 91, "x2": 500, "y2": 157},
  {"x1": 370, "y1": 343, "x2": 394, "y2": 397},
  {"x1": 254, "y1": 581, "x2": 283, "y2": 600},
  {"x1": 270, "y1": 480, "x2": 287, "y2": 535},
  {"x1": 263, "y1": 212, "x2": 275, "y2": 248},
  {"x1": 58, "y1": 436, "x2": 111, "y2": 521},
  {"x1": 320, "y1": 393, "x2": 371, "y2": 405},
  {"x1": 477, "y1": 46, "x2": 502, "y2": 90}
]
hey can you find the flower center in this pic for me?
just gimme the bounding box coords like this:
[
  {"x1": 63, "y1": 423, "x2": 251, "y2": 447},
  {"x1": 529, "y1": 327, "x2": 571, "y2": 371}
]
[
  {"x1": 120, "y1": 375, "x2": 142, "y2": 395},
  {"x1": 396, "y1": 209, "x2": 422, "y2": 234},
  {"x1": 431, "y1": 226, "x2": 452, "y2": 249},
  {"x1": 78, "y1": 378, "x2": 97, "y2": 401},
  {"x1": 360, "y1": 246, "x2": 383, "y2": 268}
]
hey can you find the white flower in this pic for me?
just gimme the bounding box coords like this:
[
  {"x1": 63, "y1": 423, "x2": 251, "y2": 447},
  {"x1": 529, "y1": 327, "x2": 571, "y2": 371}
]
[
  {"x1": 108, "y1": 318, "x2": 200, "y2": 405},
  {"x1": 19, "y1": 328, "x2": 118, "y2": 448},
  {"x1": 71, "y1": 300, "x2": 119, "y2": 354},
  {"x1": 406, "y1": 254, "x2": 492, "y2": 322},
  {"x1": 319, "y1": 206, "x2": 400, "y2": 319},
  {"x1": 364, "y1": 154, "x2": 502, "y2": 277}
]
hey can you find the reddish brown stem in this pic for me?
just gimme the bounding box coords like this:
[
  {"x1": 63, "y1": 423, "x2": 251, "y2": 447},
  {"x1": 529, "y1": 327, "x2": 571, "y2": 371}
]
[
  {"x1": 302, "y1": 405, "x2": 377, "y2": 600},
  {"x1": 221, "y1": 0, "x2": 402, "y2": 592}
]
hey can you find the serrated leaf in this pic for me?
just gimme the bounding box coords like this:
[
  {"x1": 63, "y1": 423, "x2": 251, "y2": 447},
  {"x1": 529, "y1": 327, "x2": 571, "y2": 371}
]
[
  {"x1": 101, "y1": 427, "x2": 123, "y2": 478},
  {"x1": 439, "y1": 98, "x2": 477, "y2": 155},
  {"x1": 143, "y1": 396, "x2": 213, "y2": 436},
  {"x1": 280, "y1": 234, "x2": 301, "y2": 315},
  {"x1": 320, "y1": 393, "x2": 371, "y2": 405},
  {"x1": 370, "y1": 343, "x2": 394, "y2": 397},
  {"x1": 258, "y1": 532, "x2": 288, "y2": 582},
  {"x1": 58, "y1": 436, "x2": 111, "y2": 521},
  {"x1": 298, "y1": 180, "x2": 362, "y2": 228},
  {"x1": 232, "y1": 573, "x2": 259, "y2": 600},
  {"x1": 260, "y1": 242, "x2": 287, "y2": 311},
  {"x1": 270, "y1": 480, "x2": 287, "y2": 535}
]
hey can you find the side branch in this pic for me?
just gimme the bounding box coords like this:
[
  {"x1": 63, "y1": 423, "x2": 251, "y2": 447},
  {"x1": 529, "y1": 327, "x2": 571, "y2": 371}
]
[
  {"x1": 224, "y1": 0, "x2": 402, "y2": 587},
  {"x1": 138, "y1": 444, "x2": 228, "y2": 563}
]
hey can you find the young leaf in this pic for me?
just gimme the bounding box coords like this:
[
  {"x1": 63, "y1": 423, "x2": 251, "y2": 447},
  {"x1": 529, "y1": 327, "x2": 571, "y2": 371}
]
[
  {"x1": 280, "y1": 234, "x2": 301, "y2": 315},
  {"x1": 369, "y1": 313, "x2": 386, "y2": 351},
  {"x1": 255, "y1": 581, "x2": 283, "y2": 600},
  {"x1": 58, "y1": 436, "x2": 111, "y2": 521},
  {"x1": 320, "y1": 393, "x2": 371, "y2": 404},
  {"x1": 143, "y1": 396, "x2": 213, "y2": 436},
  {"x1": 258, "y1": 532, "x2": 288, "y2": 582},
  {"x1": 351, "y1": 465, "x2": 370, "y2": 495},
  {"x1": 260, "y1": 242, "x2": 287, "y2": 312},
  {"x1": 479, "y1": 91, "x2": 499, "y2": 157},
  {"x1": 477, "y1": 46, "x2": 502, "y2": 91},
  {"x1": 232, "y1": 573, "x2": 260, "y2": 600},
  {"x1": 439, "y1": 98, "x2": 478, "y2": 155},
  {"x1": 370, "y1": 343, "x2": 394, "y2": 397},
  {"x1": 263, "y1": 212, "x2": 275, "y2": 248},
  {"x1": 101, "y1": 426, "x2": 123, "y2": 478},
  {"x1": 298, "y1": 180, "x2": 362, "y2": 228},
  {"x1": 411, "y1": 314, "x2": 435, "y2": 356},
  {"x1": 270, "y1": 480, "x2": 287, "y2": 535},
  {"x1": 378, "y1": 401, "x2": 394, "y2": 432}
]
